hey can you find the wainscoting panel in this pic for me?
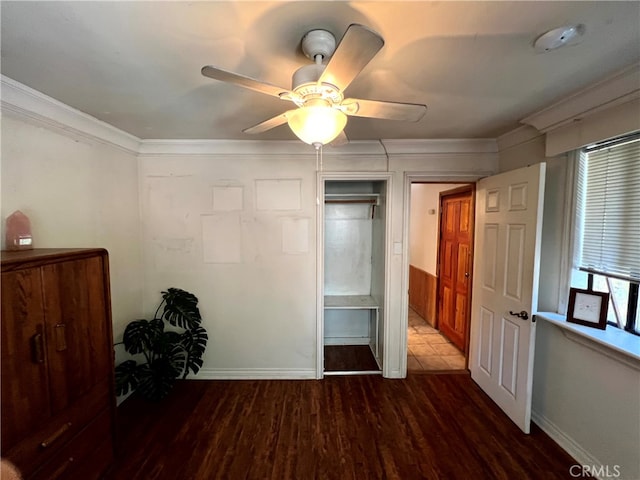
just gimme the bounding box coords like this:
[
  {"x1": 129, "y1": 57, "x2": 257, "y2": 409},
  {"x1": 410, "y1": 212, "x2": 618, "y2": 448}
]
[{"x1": 409, "y1": 265, "x2": 437, "y2": 326}]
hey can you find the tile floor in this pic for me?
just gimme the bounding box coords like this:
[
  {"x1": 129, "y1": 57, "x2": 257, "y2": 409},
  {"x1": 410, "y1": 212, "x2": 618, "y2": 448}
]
[{"x1": 407, "y1": 308, "x2": 466, "y2": 372}]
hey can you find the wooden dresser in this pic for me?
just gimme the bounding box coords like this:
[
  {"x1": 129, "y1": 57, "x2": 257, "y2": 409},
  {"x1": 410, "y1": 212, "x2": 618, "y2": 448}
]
[{"x1": 1, "y1": 248, "x2": 116, "y2": 480}]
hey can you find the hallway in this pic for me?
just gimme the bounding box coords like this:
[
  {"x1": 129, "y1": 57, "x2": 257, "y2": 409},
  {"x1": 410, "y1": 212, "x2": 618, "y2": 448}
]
[{"x1": 407, "y1": 308, "x2": 466, "y2": 372}]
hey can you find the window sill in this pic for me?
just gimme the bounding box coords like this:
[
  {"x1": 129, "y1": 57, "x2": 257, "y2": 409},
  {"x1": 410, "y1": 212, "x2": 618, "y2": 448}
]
[{"x1": 536, "y1": 312, "x2": 640, "y2": 371}]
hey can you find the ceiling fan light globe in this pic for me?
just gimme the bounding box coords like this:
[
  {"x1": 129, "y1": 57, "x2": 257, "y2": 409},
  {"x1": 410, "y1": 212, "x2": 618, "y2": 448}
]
[{"x1": 287, "y1": 106, "x2": 347, "y2": 146}]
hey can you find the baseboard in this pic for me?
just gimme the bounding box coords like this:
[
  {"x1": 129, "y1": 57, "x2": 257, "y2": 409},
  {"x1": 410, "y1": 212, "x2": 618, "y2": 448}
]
[
  {"x1": 194, "y1": 368, "x2": 317, "y2": 380},
  {"x1": 532, "y1": 410, "x2": 603, "y2": 477},
  {"x1": 386, "y1": 369, "x2": 403, "y2": 378}
]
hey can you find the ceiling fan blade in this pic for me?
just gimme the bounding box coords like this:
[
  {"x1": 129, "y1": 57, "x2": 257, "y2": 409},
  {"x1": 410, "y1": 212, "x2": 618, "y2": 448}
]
[
  {"x1": 201, "y1": 66, "x2": 292, "y2": 99},
  {"x1": 242, "y1": 111, "x2": 290, "y2": 134},
  {"x1": 318, "y1": 24, "x2": 384, "y2": 92},
  {"x1": 342, "y1": 98, "x2": 427, "y2": 122},
  {"x1": 330, "y1": 130, "x2": 349, "y2": 147}
]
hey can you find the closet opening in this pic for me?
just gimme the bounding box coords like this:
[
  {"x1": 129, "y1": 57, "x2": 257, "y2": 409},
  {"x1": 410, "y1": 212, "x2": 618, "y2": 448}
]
[
  {"x1": 407, "y1": 182, "x2": 474, "y2": 373},
  {"x1": 321, "y1": 178, "x2": 389, "y2": 376}
]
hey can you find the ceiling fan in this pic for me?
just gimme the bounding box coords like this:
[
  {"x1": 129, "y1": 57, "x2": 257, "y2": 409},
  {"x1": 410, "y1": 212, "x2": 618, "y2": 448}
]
[{"x1": 201, "y1": 24, "x2": 427, "y2": 148}]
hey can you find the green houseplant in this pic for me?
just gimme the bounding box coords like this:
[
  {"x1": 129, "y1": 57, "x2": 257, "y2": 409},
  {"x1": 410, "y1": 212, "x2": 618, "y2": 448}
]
[{"x1": 115, "y1": 288, "x2": 208, "y2": 401}]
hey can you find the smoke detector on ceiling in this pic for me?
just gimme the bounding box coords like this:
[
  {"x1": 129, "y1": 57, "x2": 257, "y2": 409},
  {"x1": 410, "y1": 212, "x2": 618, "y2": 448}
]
[{"x1": 533, "y1": 24, "x2": 586, "y2": 53}]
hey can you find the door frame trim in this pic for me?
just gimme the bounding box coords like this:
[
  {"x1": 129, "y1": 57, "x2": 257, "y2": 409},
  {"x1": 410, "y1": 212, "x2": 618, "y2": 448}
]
[
  {"x1": 316, "y1": 171, "x2": 394, "y2": 379},
  {"x1": 401, "y1": 172, "x2": 488, "y2": 377}
]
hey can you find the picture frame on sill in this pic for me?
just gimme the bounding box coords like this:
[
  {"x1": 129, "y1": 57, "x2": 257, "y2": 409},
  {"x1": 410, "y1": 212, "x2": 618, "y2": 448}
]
[{"x1": 566, "y1": 287, "x2": 609, "y2": 330}]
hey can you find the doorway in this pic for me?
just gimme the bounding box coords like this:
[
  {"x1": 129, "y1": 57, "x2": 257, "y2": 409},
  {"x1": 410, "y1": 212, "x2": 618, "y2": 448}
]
[
  {"x1": 316, "y1": 173, "x2": 392, "y2": 377},
  {"x1": 403, "y1": 166, "x2": 544, "y2": 432},
  {"x1": 407, "y1": 182, "x2": 474, "y2": 372}
]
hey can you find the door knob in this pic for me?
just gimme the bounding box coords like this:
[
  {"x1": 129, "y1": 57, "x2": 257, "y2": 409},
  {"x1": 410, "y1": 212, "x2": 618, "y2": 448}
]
[{"x1": 509, "y1": 310, "x2": 529, "y2": 320}]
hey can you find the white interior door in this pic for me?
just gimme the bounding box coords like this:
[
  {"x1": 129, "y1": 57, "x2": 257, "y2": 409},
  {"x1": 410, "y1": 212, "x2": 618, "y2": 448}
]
[{"x1": 469, "y1": 163, "x2": 546, "y2": 434}]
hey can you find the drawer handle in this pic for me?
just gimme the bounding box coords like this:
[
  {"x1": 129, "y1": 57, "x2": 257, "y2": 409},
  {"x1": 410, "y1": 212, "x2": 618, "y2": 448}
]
[
  {"x1": 31, "y1": 333, "x2": 44, "y2": 364},
  {"x1": 54, "y1": 323, "x2": 67, "y2": 351},
  {"x1": 40, "y1": 422, "x2": 72, "y2": 449},
  {"x1": 49, "y1": 456, "x2": 75, "y2": 478}
]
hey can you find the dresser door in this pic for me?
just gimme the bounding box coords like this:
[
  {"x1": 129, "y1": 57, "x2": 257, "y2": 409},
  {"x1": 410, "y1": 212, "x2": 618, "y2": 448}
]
[
  {"x1": 1, "y1": 269, "x2": 52, "y2": 451},
  {"x1": 42, "y1": 255, "x2": 111, "y2": 413}
]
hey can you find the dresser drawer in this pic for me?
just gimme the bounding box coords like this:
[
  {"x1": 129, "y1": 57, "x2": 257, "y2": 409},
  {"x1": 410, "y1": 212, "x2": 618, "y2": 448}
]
[
  {"x1": 65, "y1": 437, "x2": 114, "y2": 480},
  {"x1": 30, "y1": 409, "x2": 113, "y2": 480},
  {"x1": 5, "y1": 379, "x2": 111, "y2": 477}
]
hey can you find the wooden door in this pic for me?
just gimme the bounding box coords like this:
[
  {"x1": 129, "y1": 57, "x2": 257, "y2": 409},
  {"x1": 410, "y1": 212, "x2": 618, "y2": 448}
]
[
  {"x1": 42, "y1": 256, "x2": 111, "y2": 413},
  {"x1": 469, "y1": 163, "x2": 545, "y2": 434},
  {"x1": 438, "y1": 186, "x2": 474, "y2": 353},
  {"x1": 1, "y1": 269, "x2": 52, "y2": 451}
]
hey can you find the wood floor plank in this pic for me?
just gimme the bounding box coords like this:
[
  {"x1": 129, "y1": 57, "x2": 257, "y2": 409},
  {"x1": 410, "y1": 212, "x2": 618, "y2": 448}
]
[
  {"x1": 324, "y1": 345, "x2": 380, "y2": 371},
  {"x1": 106, "y1": 374, "x2": 588, "y2": 480}
]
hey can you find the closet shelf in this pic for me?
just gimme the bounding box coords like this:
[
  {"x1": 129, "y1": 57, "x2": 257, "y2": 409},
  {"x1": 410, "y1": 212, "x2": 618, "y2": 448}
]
[
  {"x1": 324, "y1": 193, "x2": 379, "y2": 205},
  {"x1": 324, "y1": 295, "x2": 379, "y2": 309}
]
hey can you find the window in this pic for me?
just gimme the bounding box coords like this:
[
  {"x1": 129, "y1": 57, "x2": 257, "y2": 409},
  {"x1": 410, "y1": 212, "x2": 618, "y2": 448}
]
[{"x1": 570, "y1": 133, "x2": 640, "y2": 335}]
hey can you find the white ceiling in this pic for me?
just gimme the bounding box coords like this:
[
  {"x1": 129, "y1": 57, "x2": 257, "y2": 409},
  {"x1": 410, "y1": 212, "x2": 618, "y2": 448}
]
[{"x1": 1, "y1": 1, "x2": 639, "y2": 141}]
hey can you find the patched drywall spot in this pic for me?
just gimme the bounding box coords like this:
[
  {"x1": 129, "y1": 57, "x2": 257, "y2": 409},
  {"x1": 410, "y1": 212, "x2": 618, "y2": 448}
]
[
  {"x1": 202, "y1": 214, "x2": 242, "y2": 263},
  {"x1": 152, "y1": 237, "x2": 195, "y2": 271},
  {"x1": 255, "y1": 179, "x2": 301, "y2": 211},
  {"x1": 282, "y1": 217, "x2": 309, "y2": 254},
  {"x1": 212, "y1": 185, "x2": 243, "y2": 212},
  {"x1": 147, "y1": 176, "x2": 209, "y2": 211},
  {"x1": 147, "y1": 176, "x2": 210, "y2": 238}
]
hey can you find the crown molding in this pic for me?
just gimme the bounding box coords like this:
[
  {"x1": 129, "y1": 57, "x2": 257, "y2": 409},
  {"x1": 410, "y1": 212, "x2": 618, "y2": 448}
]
[
  {"x1": 1, "y1": 76, "x2": 501, "y2": 158},
  {"x1": 381, "y1": 138, "x2": 498, "y2": 155},
  {"x1": 138, "y1": 138, "x2": 498, "y2": 157},
  {"x1": 545, "y1": 96, "x2": 640, "y2": 156},
  {"x1": 496, "y1": 125, "x2": 544, "y2": 152},
  {"x1": 1, "y1": 75, "x2": 141, "y2": 154},
  {"x1": 521, "y1": 63, "x2": 640, "y2": 133},
  {"x1": 137, "y1": 139, "x2": 387, "y2": 157}
]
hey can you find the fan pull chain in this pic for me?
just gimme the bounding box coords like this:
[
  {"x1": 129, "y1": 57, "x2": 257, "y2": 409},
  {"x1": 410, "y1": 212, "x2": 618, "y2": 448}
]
[
  {"x1": 315, "y1": 144, "x2": 324, "y2": 205},
  {"x1": 315, "y1": 144, "x2": 325, "y2": 205},
  {"x1": 314, "y1": 143, "x2": 324, "y2": 172}
]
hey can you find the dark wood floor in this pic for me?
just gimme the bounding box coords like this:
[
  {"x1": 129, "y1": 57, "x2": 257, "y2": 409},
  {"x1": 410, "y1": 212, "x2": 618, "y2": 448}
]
[
  {"x1": 324, "y1": 345, "x2": 380, "y2": 371},
  {"x1": 105, "y1": 374, "x2": 583, "y2": 480}
]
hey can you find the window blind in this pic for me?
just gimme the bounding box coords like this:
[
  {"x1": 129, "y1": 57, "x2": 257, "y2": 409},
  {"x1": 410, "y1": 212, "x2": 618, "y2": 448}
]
[{"x1": 580, "y1": 137, "x2": 640, "y2": 281}]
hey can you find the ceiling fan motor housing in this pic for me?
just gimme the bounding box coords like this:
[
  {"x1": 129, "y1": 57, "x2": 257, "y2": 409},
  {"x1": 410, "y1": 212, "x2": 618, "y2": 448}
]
[
  {"x1": 292, "y1": 64, "x2": 343, "y2": 105},
  {"x1": 292, "y1": 63, "x2": 324, "y2": 89},
  {"x1": 294, "y1": 29, "x2": 343, "y2": 105}
]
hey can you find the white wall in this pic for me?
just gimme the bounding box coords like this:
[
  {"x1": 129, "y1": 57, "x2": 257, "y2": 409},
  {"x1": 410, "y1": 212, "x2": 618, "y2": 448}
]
[
  {"x1": 498, "y1": 127, "x2": 640, "y2": 480},
  {"x1": 533, "y1": 320, "x2": 640, "y2": 480},
  {"x1": 409, "y1": 183, "x2": 465, "y2": 275},
  {"x1": 139, "y1": 141, "x2": 498, "y2": 379},
  {"x1": 138, "y1": 150, "x2": 319, "y2": 377},
  {"x1": 0, "y1": 113, "x2": 143, "y2": 351}
]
